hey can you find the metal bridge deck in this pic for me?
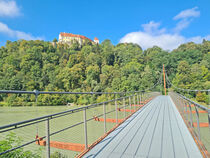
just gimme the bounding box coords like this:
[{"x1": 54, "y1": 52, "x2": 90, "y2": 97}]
[{"x1": 84, "y1": 96, "x2": 202, "y2": 158}]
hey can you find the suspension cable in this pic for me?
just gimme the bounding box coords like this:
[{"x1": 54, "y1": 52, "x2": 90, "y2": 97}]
[{"x1": 165, "y1": 71, "x2": 209, "y2": 92}]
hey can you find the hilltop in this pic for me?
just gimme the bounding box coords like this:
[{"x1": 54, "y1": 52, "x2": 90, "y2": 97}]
[{"x1": 0, "y1": 39, "x2": 209, "y2": 106}]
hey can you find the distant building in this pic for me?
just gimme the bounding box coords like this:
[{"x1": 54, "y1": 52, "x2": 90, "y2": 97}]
[
  {"x1": 58, "y1": 32, "x2": 99, "y2": 45},
  {"x1": 94, "y1": 37, "x2": 99, "y2": 44}
]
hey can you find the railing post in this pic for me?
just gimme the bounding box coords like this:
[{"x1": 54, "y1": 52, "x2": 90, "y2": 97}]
[
  {"x1": 133, "y1": 93, "x2": 136, "y2": 111},
  {"x1": 195, "y1": 106, "x2": 201, "y2": 140},
  {"x1": 115, "y1": 94, "x2": 118, "y2": 124},
  {"x1": 83, "y1": 109, "x2": 88, "y2": 149},
  {"x1": 137, "y1": 94, "x2": 139, "y2": 105},
  {"x1": 208, "y1": 89, "x2": 210, "y2": 109},
  {"x1": 181, "y1": 98, "x2": 185, "y2": 115},
  {"x1": 140, "y1": 93, "x2": 142, "y2": 106},
  {"x1": 103, "y1": 103, "x2": 107, "y2": 133},
  {"x1": 188, "y1": 101, "x2": 193, "y2": 127},
  {"x1": 46, "y1": 118, "x2": 50, "y2": 158},
  {"x1": 34, "y1": 90, "x2": 39, "y2": 104},
  {"x1": 208, "y1": 112, "x2": 210, "y2": 132},
  {"x1": 185, "y1": 100, "x2": 188, "y2": 121},
  {"x1": 123, "y1": 97, "x2": 126, "y2": 119},
  {"x1": 129, "y1": 96, "x2": 132, "y2": 114}
]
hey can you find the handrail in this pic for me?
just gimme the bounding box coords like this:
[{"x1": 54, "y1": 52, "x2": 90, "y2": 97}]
[
  {"x1": 0, "y1": 94, "x2": 143, "y2": 131},
  {"x1": 176, "y1": 92, "x2": 210, "y2": 112},
  {"x1": 0, "y1": 90, "x2": 149, "y2": 95},
  {"x1": 0, "y1": 91, "x2": 159, "y2": 157}
]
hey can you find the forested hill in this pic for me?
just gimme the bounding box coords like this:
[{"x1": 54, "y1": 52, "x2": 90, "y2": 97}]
[{"x1": 0, "y1": 39, "x2": 209, "y2": 106}]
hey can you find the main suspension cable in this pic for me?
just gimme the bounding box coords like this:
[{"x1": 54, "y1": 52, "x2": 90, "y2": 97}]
[{"x1": 165, "y1": 71, "x2": 209, "y2": 92}]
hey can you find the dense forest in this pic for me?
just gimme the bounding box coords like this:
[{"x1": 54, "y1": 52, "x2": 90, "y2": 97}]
[{"x1": 0, "y1": 39, "x2": 209, "y2": 106}]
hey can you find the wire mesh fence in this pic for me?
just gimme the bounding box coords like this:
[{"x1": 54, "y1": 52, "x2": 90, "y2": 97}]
[
  {"x1": 0, "y1": 92, "x2": 159, "y2": 158},
  {"x1": 170, "y1": 92, "x2": 210, "y2": 157}
]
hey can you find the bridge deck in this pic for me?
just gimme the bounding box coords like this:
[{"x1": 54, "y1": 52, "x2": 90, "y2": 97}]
[{"x1": 83, "y1": 96, "x2": 202, "y2": 158}]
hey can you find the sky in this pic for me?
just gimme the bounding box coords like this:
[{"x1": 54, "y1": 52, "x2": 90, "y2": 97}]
[{"x1": 0, "y1": 0, "x2": 210, "y2": 50}]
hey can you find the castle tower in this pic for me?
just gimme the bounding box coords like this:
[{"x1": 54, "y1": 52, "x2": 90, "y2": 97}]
[{"x1": 94, "y1": 37, "x2": 99, "y2": 44}]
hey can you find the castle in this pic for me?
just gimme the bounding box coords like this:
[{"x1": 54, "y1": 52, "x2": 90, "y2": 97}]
[{"x1": 58, "y1": 32, "x2": 99, "y2": 45}]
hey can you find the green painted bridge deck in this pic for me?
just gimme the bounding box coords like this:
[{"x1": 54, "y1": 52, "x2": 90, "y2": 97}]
[{"x1": 83, "y1": 96, "x2": 202, "y2": 158}]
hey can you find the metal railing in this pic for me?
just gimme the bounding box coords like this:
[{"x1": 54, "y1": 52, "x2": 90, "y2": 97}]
[
  {"x1": 170, "y1": 92, "x2": 210, "y2": 158},
  {"x1": 0, "y1": 91, "x2": 159, "y2": 158}
]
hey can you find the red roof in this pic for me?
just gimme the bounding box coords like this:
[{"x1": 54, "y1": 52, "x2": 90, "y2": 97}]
[
  {"x1": 60, "y1": 32, "x2": 92, "y2": 42},
  {"x1": 94, "y1": 37, "x2": 99, "y2": 41}
]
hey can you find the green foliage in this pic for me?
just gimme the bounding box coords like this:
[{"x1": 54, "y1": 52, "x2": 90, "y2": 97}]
[
  {"x1": 53, "y1": 38, "x2": 58, "y2": 42},
  {"x1": 50, "y1": 151, "x2": 67, "y2": 158},
  {"x1": 0, "y1": 133, "x2": 41, "y2": 158},
  {"x1": 196, "y1": 91, "x2": 207, "y2": 103},
  {"x1": 0, "y1": 39, "x2": 209, "y2": 105}
]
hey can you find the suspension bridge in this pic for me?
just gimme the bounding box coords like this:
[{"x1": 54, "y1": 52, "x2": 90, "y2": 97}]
[{"x1": 0, "y1": 66, "x2": 209, "y2": 158}]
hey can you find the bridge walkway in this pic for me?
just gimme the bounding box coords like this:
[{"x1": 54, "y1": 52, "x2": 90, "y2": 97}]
[{"x1": 83, "y1": 96, "x2": 202, "y2": 158}]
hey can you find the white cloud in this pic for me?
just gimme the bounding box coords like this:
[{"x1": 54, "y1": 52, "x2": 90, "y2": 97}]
[
  {"x1": 142, "y1": 21, "x2": 166, "y2": 35},
  {"x1": 173, "y1": 7, "x2": 200, "y2": 20},
  {"x1": 120, "y1": 25, "x2": 209, "y2": 51},
  {"x1": 120, "y1": 31, "x2": 185, "y2": 51},
  {"x1": 0, "y1": 22, "x2": 43, "y2": 40},
  {"x1": 173, "y1": 19, "x2": 192, "y2": 33},
  {"x1": 0, "y1": 0, "x2": 21, "y2": 17},
  {"x1": 120, "y1": 7, "x2": 209, "y2": 51},
  {"x1": 189, "y1": 35, "x2": 210, "y2": 43},
  {"x1": 173, "y1": 7, "x2": 200, "y2": 33}
]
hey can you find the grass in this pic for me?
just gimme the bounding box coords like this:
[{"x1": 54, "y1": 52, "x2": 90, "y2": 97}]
[
  {"x1": 2, "y1": 95, "x2": 208, "y2": 157},
  {"x1": 0, "y1": 101, "x2": 132, "y2": 157}
]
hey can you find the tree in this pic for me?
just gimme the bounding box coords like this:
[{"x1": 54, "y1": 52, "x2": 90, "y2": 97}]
[
  {"x1": 196, "y1": 91, "x2": 207, "y2": 103},
  {"x1": 53, "y1": 38, "x2": 58, "y2": 42},
  {"x1": 0, "y1": 133, "x2": 41, "y2": 158},
  {"x1": 0, "y1": 39, "x2": 210, "y2": 106}
]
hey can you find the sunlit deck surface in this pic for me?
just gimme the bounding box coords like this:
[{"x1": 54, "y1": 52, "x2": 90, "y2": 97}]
[{"x1": 84, "y1": 96, "x2": 202, "y2": 158}]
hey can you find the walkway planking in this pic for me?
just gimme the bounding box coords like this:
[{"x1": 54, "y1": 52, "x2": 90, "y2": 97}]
[{"x1": 83, "y1": 96, "x2": 202, "y2": 158}]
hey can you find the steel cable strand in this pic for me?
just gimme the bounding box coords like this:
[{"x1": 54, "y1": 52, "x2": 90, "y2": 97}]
[{"x1": 165, "y1": 71, "x2": 209, "y2": 92}]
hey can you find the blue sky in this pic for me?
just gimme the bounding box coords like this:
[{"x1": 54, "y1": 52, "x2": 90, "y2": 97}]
[{"x1": 0, "y1": 0, "x2": 210, "y2": 50}]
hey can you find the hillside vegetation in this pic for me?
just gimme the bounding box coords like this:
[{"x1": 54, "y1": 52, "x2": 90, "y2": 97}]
[{"x1": 0, "y1": 39, "x2": 209, "y2": 106}]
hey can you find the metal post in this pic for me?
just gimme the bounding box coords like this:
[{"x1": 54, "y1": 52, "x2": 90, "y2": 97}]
[
  {"x1": 142, "y1": 92, "x2": 144, "y2": 105},
  {"x1": 46, "y1": 118, "x2": 50, "y2": 158},
  {"x1": 140, "y1": 93, "x2": 142, "y2": 106},
  {"x1": 195, "y1": 106, "x2": 201, "y2": 140},
  {"x1": 182, "y1": 98, "x2": 185, "y2": 115},
  {"x1": 123, "y1": 97, "x2": 126, "y2": 119},
  {"x1": 83, "y1": 109, "x2": 88, "y2": 149},
  {"x1": 34, "y1": 90, "x2": 39, "y2": 105},
  {"x1": 133, "y1": 94, "x2": 136, "y2": 111},
  {"x1": 208, "y1": 89, "x2": 210, "y2": 109},
  {"x1": 185, "y1": 100, "x2": 188, "y2": 121},
  {"x1": 188, "y1": 101, "x2": 193, "y2": 127},
  {"x1": 103, "y1": 103, "x2": 106, "y2": 133},
  {"x1": 208, "y1": 112, "x2": 210, "y2": 132},
  {"x1": 115, "y1": 95, "x2": 118, "y2": 124},
  {"x1": 137, "y1": 94, "x2": 139, "y2": 105},
  {"x1": 35, "y1": 95, "x2": 38, "y2": 103},
  {"x1": 179, "y1": 96, "x2": 183, "y2": 111},
  {"x1": 129, "y1": 96, "x2": 132, "y2": 114}
]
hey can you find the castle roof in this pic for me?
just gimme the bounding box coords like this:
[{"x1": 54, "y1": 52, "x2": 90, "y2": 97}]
[
  {"x1": 94, "y1": 37, "x2": 99, "y2": 41},
  {"x1": 60, "y1": 32, "x2": 92, "y2": 42}
]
